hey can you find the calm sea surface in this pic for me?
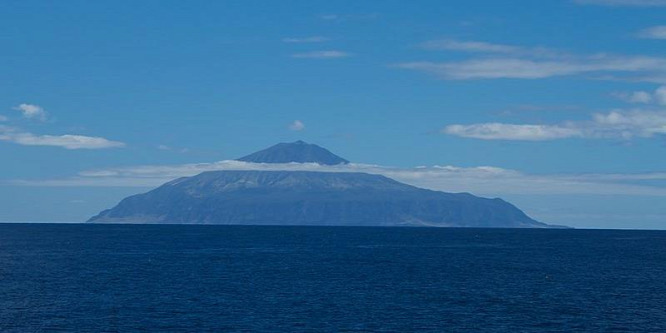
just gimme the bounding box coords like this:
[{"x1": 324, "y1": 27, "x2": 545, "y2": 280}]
[{"x1": 1, "y1": 224, "x2": 665, "y2": 332}]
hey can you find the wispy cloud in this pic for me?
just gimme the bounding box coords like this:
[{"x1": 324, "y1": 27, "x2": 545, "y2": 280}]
[
  {"x1": 637, "y1": 26, "x2": 666, "y2": 39},
  {"x1": 397, "y1": 55, "x2": 666, "y2": 80},
  {"x1": 421, "y1": 39, "x2": 520, "y2": 53},
  {"x1": 614, "y1": 91, "x2": 654, "y2": 104},
  {"x1": 615, "y1": 85, "x2": 666, "y2": 105},
  {"x1": 288, "y1": 120, "x2": 305, "y2": 131},
  {"x1": 657, "y1": 86, "x2": 666, "y2": 105},
  {"x1": 319, "y1": 13, "x2": 379, "y2": 21},
  {"x1": 291, "y1": 50, "x2": 351, "y2": 59},
  {"x1": 0, "y1": 115, "x2": 7, "y2": 122},
  {"x1": 10, "y1": 160, "x2": 666, "y2": 197},
  {"x1": 0, "y1": 125, "x2": 125, "y2": 149},
  {"x1": 401, "y1": 38, "x2": 666, "y2": 81},
  {"x1": 494, "y1": 104, "x2": 582, "y2": 117},
  {"x1": 442, "y1": 108, "x2": 666, "y2": 141},
  {"x1": 320, "y1": 14, "x2": 339, "y2": 20},
  {"x1": 574, "y1": 0, "x2": 666, "y2": 6},
  {"x1": 419, "y1": 39, "x2": 559, "y2": 57},
  {"x1": 157, "y1": 145, "x2": 188, "y2": 153},
  {"x1": 282, "y1": 36, "x2": 329, "y2": 43},
  {"x1": 13, "y1": 103, "x2": 48, "y2": 121},
  {"x1": 443, "y1": 123, "x2": 583, "y2": 141}
]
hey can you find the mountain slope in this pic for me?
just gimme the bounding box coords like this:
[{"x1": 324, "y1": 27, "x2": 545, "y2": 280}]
[
  {"x1": 237, "y1": 141, "x2": 349, "y2": 165},
  {"x1": 88, "y1": 170, "x2": 549, "y2": 228}
]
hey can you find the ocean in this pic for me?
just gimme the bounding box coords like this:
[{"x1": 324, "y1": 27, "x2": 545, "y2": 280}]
[{"x1": 1, "y1": 224, "x2": 665, "y2": 332}]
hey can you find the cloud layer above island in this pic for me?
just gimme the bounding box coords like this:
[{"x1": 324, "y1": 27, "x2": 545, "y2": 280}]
[{"x1": 10, "y1": 160, "x2": 666, "y2": 198}]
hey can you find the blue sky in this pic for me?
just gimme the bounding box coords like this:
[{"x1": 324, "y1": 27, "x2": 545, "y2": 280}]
[{"x1": 2, "y1": 0, "x2": 666, "y2": 228}]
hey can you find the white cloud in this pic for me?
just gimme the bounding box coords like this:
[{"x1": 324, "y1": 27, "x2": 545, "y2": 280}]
[
  {"x1": 157, "y1": 144, "x2": 189, "y2": 153},
  {"x1": 288, "y1": 120, "x2": 305, "y2": 131},
  {"x1": 397, "y1": 55, "x2": 666, "y2": 80},
  {"x1": 10, "y1": 160, "x2": 666, "y2": 198},
  {"x1": 656, "y1": 86, "x2": 666, "y2": 105},
  {"x1": 2, "y1": 104, "x2": 125, "y2": 149},
  {"x1": 443, "y1": 109, "x2": 666, "y2": 141},
  {"x1": 13, "y1": 103, "x2": 48, "y2": 121},
  {"x1": 11, "y1": 134, "x2": 125, "y2": 150},
  {"x1": 419, "y1": 39, "x2": 559, "y2": 57},
  {"x1": 282, "y1": 36, "x2": 329, "y2": 43},
  {"x1": 616, "y1": 86, "x2": 666, "y2": 105},
  {"x1": 0, "y1": 126, "x2": 125, "y2": 149},
  {"x1": 592, "y1": 109, "x2": 666, "y2": 137},
  {"x1": 574, "y1": 0, "x2": 666, "y2": 6},
  {"x1": 421, "y1": 40, "x2": 520, "y2": 53},
  {"x1": 400, "y1": 38, "x2": 666, "y2": 81},
  {"x1": 443, "y1": 123, "x2": 583, "y2": 141},
  {"x1": 291, "y1": 50, "x2": 350, "y2": 59},
  {"x1": 615, "y1": 91, "x2": 653, "y2": 104},
  {"x1": 0, "y1": 115, "x2": 7, "y2": 122},
  {"x1": 638, "y1": 26, "x2": 666, "y2": 39},
  {"x1": 319, "y1": 13, "x2": 379, "y2": 21}
]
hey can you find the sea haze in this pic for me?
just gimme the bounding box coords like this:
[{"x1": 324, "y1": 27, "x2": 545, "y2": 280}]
[{"x1": 1, "y1": 224, "x2": 665, "y2": 332}]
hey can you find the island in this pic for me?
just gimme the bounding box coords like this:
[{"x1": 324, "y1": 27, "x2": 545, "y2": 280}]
[{"x1": 89, "y1": 141, "x2": 556, "y2": 228}]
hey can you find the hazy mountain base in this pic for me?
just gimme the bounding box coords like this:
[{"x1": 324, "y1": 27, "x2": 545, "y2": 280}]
[{"x1": 89, "y1": 171, "x2": 552, "y2": 228}]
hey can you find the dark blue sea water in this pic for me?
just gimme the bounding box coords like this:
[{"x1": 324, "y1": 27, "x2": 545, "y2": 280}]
[{"x1": 1, "y1": 224, "x2": 665, "y2": 332}]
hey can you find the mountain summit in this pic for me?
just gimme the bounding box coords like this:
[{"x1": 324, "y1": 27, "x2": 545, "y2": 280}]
[
  {"x1": 88, "y1": 142, "x2": 558, "y2": 228},
  {"x1": 237, "y1": 140, "x2": 349, "y2": 165}
]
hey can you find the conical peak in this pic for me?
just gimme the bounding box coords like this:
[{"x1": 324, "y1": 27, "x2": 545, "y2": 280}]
[{"x1": 237, "y1": 141, "x2": 349, "y2": 165}]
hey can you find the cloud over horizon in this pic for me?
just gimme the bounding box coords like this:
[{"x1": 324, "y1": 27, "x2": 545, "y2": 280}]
[{"x1": 0, "y1": 126, "x2": 126, "y2": 150}]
